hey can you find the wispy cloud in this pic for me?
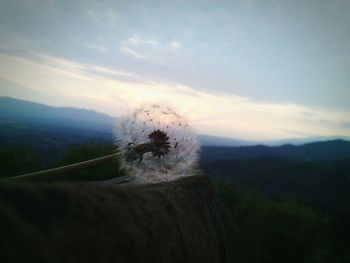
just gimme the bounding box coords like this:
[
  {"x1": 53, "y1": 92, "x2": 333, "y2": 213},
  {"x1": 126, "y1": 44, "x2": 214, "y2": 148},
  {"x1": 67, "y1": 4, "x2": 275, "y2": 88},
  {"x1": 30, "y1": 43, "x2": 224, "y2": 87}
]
[
  {"x1": 86, "y1": 65, "x2": 140, "y2": 83},
  {"x1": 119, "y1": 34, "x2": 182, "y2": 62},
  {"x1": 128, "y1": 36, "x2": 159, "y2": 47},
  {"x1": 83, "y1": 43, "x2": 108, "y2": 53},
  {"x1": 0, "y1": 53, "x2": 349, "y2": 140},
  {"x1": 120, "y1": 46, "x2": 146, "y2": 59},
  {"x1": 169, "y1": 42, "x2": 181, "y2": 50},
  {"x1": 1, "y1": 0, "x2": 350, "y2": 110}
]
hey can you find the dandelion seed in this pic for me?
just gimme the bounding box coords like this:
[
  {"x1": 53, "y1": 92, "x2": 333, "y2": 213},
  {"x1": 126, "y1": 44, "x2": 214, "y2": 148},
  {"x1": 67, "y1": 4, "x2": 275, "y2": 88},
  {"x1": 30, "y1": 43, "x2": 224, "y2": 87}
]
[{"x1": 116, "y1": 103, "x2": 200, "y2": 182}]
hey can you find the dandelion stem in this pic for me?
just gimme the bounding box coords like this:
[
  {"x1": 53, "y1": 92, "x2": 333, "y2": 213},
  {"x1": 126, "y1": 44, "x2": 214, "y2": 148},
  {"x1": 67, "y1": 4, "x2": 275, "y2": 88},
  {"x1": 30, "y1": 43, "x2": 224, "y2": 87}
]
[
  {"x1": 133, "y1": 142, "x2": 155, "y2": 155},
  {"x1": 126, "y1": 142, "x2": 155, "y2": 162},
  {"x1": 8, "y1": 153, "x2": 118, "y2": 180}
]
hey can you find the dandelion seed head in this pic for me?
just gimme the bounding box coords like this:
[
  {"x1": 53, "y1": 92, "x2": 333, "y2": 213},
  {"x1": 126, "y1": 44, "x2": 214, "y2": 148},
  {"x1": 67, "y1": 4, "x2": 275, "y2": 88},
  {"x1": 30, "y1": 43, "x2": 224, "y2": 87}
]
[{"x1": 116, "y1": 103, "x2": 200, "y2": 182}]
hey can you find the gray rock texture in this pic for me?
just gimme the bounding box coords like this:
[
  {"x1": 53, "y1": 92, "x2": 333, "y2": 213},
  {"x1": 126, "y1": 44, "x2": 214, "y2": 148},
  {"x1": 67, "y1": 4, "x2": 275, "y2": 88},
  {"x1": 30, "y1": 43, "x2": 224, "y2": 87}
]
[{"x1": 0, "y1": 175, "x2": 233, "y2": 263}]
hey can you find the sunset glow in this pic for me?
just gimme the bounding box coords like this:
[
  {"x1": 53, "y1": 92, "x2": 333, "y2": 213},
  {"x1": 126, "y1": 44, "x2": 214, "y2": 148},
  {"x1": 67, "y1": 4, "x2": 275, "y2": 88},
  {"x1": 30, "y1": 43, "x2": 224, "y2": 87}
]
[{"x1": 1, "y1": 0, "x2": 349, "y2": 140}]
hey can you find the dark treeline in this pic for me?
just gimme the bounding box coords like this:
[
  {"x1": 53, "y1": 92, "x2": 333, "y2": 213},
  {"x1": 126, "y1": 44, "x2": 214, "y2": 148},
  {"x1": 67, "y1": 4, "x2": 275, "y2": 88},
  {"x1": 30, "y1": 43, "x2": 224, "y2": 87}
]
[
  {"x1": 203, "y1": 156, "x2": 350, "y2": 213},
  {"x1": 204, "y1": 154, "x2": 350, "y2": 262},
  {"x1": 215, "y1": 182, "x2": 350, "y2": 263},
  {"x1": 0, "y1": 142, "x2": 124, "y2": 181}
]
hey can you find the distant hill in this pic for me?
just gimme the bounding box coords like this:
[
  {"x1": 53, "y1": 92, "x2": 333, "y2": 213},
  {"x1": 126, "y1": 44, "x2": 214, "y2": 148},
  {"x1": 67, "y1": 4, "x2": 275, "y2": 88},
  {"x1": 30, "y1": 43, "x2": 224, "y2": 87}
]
[
  {"x1": 0, "y1": 96, "x2": 257, "y2": 146},
  {"x1": 201, "y1": 140, "x2": 350, "y2": 162},
  {"x1": 0, "y1": 96, "x2": 116, "y2": 130},
  {"x1": 261, "y1": 136, "x2": 350, "y2": 146},
  {"x1": 198, "y1": 134, "x2": 255, "y2": 146},
  {"x1": 0, "y1": 97, "x2": 248, "y2": 146},
  {"x1": 0, "y1": 97, "x2": 117, "y2": 159},
  {"x1": 1, "y1": 96, "x2": 349, "y2": 149}
]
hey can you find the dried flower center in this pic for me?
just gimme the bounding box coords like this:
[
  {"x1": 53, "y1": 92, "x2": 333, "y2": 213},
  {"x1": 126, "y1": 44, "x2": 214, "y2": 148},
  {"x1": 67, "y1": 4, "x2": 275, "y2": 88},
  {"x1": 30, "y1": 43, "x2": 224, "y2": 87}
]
[
  {"x1": 148, "y1": 129, "x2": 171, "y2": 158},
  {"x1": 125, "y1": 129, "x2": 171, "y2": 163}
]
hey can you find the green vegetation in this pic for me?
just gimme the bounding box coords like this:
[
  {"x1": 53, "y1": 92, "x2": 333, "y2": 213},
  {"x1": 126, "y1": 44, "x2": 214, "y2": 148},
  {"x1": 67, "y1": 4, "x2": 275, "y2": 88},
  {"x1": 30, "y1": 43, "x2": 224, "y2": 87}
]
[
  {"x1": 216, "y1": 182, "x2": 350, "y2": 263},
  {"x1": 0, "y1": 145, "x2": 43, "y2": 177},
  {"x1": 54, "y1": 142, "x2": 126, "y2": 182},
  {"x1": 203, "y1": 157, "x2": 350, "y2": 212},
  {"x1": 0, "y1": 142, "x2": 125, "y2": 182}
]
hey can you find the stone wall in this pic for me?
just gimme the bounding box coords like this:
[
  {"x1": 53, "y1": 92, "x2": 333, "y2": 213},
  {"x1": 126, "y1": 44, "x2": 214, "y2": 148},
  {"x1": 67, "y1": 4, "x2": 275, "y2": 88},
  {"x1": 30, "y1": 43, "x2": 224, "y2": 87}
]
[{"x1": 0, "y1": 175, "x2": 233, "y2": 263}]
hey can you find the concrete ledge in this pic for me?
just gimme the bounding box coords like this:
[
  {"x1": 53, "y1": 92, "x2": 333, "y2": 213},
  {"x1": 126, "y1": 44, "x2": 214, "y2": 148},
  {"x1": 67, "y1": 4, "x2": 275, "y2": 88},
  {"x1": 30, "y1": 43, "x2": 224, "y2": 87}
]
[{"x1": 0, "y1": 175, "x2": 233, "y2": 263}]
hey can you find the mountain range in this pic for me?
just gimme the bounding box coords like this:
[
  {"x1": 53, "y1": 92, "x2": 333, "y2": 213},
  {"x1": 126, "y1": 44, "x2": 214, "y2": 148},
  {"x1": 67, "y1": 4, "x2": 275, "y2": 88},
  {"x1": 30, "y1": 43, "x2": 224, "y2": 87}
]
[
  {"x1": 1, "y1": 96, "x2": 348, "y2": 147},
  {"x1": 201, "y1": 139, "x2": 350, "y2": 162}
]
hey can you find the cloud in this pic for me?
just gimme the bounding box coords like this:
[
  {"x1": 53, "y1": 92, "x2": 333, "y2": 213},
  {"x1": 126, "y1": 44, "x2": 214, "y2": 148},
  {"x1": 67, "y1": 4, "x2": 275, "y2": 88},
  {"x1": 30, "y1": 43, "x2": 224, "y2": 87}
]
[
  {"x1": 169, "y1": 42, "x2": 181, "y2": 51},
  {"x1": 1, "y1": 0, "x2": 350, "y2": 110},
  {"x1": 119, "y1": 34, "x2": 182, "y2": 63},
  {"x1": 83, "y1": 43, "x2": 108, "y2": 53},
  {"x1": 341, "y1": 122, "x2": 350, "y2": 129},
  {"x1": 0, "y1": 52, "x2": 349, "y2": 141},
  {"x1": 120, "y1": 46, "x2": 146, "y2": 59},
  {"x1": 85, "y1": 65, "x2": 141, "y2": 83},
  {"x1": 128, "y1": 36, "x2": 159, "y2": 47}
]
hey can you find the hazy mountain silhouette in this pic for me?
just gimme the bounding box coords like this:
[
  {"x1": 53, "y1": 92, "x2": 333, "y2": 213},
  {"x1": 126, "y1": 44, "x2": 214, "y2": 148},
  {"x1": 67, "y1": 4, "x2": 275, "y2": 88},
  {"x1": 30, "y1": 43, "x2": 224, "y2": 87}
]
[
  {"x1": 201, "y1": 139, "x2": 350, "y2": 162},
  {"x1": 1, "y1": 96, "x2": 349, "y2": 148},
  {"x1": 0, "y1": 96, "x2": 116, "y2": 129},
  {"x1": 0, "y1": 96, "x2": 254, "y2": 146}
]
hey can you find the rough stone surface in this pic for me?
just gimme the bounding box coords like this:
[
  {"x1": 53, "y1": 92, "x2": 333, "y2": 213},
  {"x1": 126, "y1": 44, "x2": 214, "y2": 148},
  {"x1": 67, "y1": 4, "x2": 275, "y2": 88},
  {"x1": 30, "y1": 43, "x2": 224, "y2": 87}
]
[{"x1": 0, "y1": 175, "x2": 233, "y2": 263}]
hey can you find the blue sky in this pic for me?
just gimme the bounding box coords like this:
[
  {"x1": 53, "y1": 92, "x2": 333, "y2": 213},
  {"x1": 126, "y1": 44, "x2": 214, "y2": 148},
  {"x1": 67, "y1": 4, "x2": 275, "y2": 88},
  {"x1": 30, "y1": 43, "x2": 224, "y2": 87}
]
[{"x1": 0, "y1": 0, "x2": 349, "y2": 140}]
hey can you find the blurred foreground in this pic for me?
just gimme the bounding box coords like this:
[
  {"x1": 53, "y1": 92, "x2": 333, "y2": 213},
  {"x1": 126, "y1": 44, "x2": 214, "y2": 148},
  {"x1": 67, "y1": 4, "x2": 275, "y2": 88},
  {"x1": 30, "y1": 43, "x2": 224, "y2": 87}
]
[{"x1": 0, "y1": 175, "x2": 232, "y2": 263}]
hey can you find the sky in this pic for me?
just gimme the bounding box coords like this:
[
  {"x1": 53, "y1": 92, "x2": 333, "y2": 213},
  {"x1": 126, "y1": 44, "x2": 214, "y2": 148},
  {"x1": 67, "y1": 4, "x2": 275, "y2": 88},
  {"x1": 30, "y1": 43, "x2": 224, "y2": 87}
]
[{"x1": 0, "y1": 0, "x2": 349, "y2": 140}]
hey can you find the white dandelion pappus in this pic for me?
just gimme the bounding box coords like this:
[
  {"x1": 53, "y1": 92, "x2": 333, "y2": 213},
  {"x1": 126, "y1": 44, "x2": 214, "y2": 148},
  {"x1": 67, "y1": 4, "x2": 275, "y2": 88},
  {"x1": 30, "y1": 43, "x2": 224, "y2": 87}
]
[{"x1": 116, "y1": 103, "x2": 200, "y2": 183}]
